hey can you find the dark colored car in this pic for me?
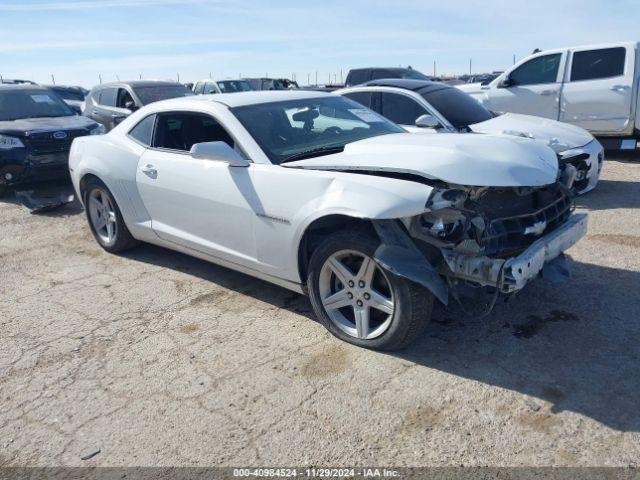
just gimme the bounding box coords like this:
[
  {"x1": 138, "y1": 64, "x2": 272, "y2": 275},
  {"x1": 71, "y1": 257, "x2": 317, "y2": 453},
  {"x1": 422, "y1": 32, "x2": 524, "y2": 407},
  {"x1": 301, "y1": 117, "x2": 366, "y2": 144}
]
[
  {"x1": 242, "y1": 78, "x2": 299, "y2": 90},
  {"x1": 0, "y1": 85, "x2": 103, "y2": 195},
  {"x1": 344, "y1": 67, "x2": 430, "y2": 87},
  {"x1": 46, "y1": 85, "x2": 87, "y2": 114},
  {"x1": 84, "y1": 81, "x2": 194, "y2": 131}
]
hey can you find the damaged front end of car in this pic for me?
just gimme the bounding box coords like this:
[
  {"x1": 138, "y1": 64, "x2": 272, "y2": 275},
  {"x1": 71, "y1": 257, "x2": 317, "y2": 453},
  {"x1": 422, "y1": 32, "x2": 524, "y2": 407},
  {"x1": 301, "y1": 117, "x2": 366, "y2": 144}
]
[{"x1": 372, "y1": 181, "x2": 587, "y2": 312}]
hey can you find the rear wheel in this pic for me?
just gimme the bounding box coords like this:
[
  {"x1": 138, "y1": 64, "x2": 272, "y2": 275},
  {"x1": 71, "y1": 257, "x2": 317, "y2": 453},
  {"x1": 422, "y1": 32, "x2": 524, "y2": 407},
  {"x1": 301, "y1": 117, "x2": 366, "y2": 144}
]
[
  {"x1": 307, "y1": 230, "x2": 433, "y2": 351},
  {"x1": 83, "y1": 178, "x2": 138, "y2": 253}
]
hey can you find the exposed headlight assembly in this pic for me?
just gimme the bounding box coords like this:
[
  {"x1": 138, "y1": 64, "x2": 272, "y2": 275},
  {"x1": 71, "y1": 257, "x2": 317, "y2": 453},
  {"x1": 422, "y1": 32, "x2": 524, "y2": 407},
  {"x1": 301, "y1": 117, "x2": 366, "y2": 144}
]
[{"x1": 0, "y1": 134, "x2": 25, "y2": 149}]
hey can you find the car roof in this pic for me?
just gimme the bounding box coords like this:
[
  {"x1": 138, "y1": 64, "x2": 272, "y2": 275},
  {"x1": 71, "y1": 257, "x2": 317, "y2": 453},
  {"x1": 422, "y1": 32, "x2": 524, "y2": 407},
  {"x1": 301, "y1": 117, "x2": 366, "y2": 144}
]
[
  {"x1": 95, "y1": 80, "x2": 185, "y2": 89},
  {"x1": 362, "y1": 78, "x2": 450, "y2": 94},
  {"x1": 0, "y1": 84, "x2": 49, "y2": 92},
  {"x1": 154, "y1": 90, "x2": 329, "y2": 109}
]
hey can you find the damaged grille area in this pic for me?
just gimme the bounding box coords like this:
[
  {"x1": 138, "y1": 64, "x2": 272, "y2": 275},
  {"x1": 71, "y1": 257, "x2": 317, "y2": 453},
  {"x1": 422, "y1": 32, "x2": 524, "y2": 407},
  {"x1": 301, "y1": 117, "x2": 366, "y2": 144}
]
[
  {"x1": 559, "y1": 153, "x2": 591, "y2": 191},
  {"x1": 474, "y1": 184, "x2": 572, "y2": 257}
]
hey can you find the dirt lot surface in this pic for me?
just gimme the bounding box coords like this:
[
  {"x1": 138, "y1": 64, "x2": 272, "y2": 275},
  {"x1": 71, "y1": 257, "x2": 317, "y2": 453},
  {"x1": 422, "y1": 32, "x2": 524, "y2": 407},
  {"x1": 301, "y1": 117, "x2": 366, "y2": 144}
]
[{"x1": 1, "y1": 155, "x2": 639, "y2": 467}]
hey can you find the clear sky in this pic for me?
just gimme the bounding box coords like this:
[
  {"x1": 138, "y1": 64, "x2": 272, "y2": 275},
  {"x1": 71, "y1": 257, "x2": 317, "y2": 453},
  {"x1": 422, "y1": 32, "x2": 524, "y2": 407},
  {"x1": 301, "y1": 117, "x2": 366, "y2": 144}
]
[{"x1": 2, "y1": 0, "x2": 639, "y2": 87}]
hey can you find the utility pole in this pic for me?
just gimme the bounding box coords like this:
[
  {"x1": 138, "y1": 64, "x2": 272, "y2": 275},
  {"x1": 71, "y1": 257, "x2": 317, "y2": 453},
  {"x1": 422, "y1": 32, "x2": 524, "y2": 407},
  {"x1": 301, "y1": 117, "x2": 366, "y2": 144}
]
[
  {"x1": 433, "y1": 60, "x2": 436, "y2": 78},
  {"x1": 116, "y1": 74, "x2": 120, "y2": 81},
  {"x1": 51, "y1": 74, "x2": 55, "y2": 85},
  {"x1": 340, "y1": 69, "x2": 343, "y2": 84},
  {"x1": 177, "y1": 73, "x2": 180, "y2": 82},
  {"x1": 469, "y1": 58, "x2": 472, "y2": 75},
  {"x1": 139, "y1": 73, "x2": 142, "y2": 80},
  {"x1": 307, "y1": 73, "x2": 310, "y2": 86},
  {"x1": 99, "y1": 74, "x2": 102, "y2": 84},
  {"x1": 315, "y1": 71, "x2": 318, "y2": 85},
  {"x1": 513, "y1": 54, "x2": 516, "y2": 65}
]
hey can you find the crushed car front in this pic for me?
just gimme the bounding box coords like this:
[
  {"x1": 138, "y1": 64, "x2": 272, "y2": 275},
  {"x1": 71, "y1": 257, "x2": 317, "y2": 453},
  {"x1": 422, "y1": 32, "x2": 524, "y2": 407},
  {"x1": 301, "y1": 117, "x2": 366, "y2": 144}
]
[{"x1": 283, "y1": 132, "x2": 587, "y2": 306}]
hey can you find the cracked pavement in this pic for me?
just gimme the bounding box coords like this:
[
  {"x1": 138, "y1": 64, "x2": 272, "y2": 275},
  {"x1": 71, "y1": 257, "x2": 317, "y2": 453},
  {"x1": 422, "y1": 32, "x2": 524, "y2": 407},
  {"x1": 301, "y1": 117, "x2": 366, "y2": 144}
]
[{"x1": 1, "y1": 156, "x2": 639, "y2": 467}]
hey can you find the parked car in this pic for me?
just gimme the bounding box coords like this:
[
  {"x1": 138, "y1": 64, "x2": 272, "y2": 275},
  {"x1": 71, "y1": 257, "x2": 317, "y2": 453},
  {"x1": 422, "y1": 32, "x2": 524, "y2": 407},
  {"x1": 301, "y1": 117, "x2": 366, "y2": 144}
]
[
  {"x1": 458, "y1": 42, "x2": 640, "y2": 150},
  {"x1": 84, "y1": 80, "x2": 193, "y2": 131},
  {"x1": 69, "y1": 91, "x2": 586, "y2": 350},
  {"x1": 345, "y1": 67, "x2": 430, "y2": 87},
  {"x1": 192, "y1": 79, "x2": 254, "y2": 94},
  {"x1": 243, "y1": 78, "x2": 299, "y2": 90},
  {"x1": 0, "y1": 79, "x2": 38, "y2": 85},
  {"x1": 336, "y1": 79, "x2": 604, "y2": 195},
  {"x1": 0, "y1": 85, "x2": 104, "y2": 196},
  {"x1": 46, "y1": 85, "x2": 87, "y2": 114}
]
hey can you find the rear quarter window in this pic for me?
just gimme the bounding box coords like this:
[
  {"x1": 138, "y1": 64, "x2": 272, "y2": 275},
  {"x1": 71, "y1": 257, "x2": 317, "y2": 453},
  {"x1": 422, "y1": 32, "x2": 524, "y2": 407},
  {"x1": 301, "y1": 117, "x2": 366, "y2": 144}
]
[{"x1": 128, "y1": 114, "x2": 156, "y2": 146}]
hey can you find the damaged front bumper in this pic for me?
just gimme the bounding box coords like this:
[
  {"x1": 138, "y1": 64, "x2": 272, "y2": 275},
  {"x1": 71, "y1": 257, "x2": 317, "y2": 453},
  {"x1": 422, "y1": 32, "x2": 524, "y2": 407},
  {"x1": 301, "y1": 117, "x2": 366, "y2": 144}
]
[{"x1": 441, "y1": 213, "x2": 588, "y2": 293}]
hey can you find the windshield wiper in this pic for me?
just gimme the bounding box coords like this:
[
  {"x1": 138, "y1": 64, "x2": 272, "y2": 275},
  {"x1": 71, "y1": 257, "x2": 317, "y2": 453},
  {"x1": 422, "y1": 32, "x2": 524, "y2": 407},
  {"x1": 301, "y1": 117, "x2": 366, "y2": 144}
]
[{"x1": 280, "y1": 145, "x2": 345, "y2": 164}]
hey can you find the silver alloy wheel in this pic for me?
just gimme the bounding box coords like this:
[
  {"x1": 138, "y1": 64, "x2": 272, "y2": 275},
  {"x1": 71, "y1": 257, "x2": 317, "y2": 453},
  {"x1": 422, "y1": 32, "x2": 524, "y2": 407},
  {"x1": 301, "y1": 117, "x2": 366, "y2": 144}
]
[
  {"x1": 318, "y1": 249, "x2": 395, "y2": 340},
  {"x1": 88, "y1": 188, "x2": 117, "y2": 245}
]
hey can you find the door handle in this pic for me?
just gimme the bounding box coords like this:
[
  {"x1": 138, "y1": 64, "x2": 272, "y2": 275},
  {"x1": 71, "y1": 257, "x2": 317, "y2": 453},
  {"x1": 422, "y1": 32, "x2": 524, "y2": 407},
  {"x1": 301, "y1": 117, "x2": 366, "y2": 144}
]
[
  {"x1": 610, "y1": 84, "x2": 630, "y2": 91},
  {"x1": 540, "y1": 89, "x2": 558, "y2": 96},
  {"x1": 141, "y1": 164, "x2": 157, "y2": 177},
  {"x1": 92, "y1": 109, "x2": 99, "y2": 115}
]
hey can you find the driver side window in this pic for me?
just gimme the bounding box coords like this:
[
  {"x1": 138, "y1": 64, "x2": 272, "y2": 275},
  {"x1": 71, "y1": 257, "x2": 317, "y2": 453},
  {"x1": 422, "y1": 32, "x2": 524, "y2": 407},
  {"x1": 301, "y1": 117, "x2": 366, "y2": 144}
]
[
  {"x1": 117, "y1": 89, "x2": 135, "y2": 109},
  {"x1": 509, "y1": 54, "x2": 562, "y2": 86},
  {"x1": 153, "y1": 112, "x2": 234, "y2": 152}
]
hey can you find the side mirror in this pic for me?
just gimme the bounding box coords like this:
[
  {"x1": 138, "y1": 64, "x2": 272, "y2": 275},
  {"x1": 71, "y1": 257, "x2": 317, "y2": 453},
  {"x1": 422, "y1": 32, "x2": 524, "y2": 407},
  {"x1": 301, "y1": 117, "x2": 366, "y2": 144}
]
[
  {"x1": 498, "y1": 76, "x2": 512, "y2": 88},
  {"x1": 415, "y1": 114, "x2": 441, "y2": 129},
  {"x1": 124, "y1": 100, "x2": 138, "y2": 111},
  {"x1": 190, "y1": 141, "x2": 250, "y2": 167}
]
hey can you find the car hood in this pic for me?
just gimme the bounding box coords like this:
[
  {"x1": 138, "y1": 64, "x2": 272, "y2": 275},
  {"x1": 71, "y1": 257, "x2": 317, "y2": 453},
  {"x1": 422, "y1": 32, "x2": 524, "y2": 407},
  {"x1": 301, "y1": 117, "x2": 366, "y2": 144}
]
[
  {"x1": 0, "y1": 115, "x2": 97, "y2": 137},
  {"x1": 283, "y1": 132, "x2": 559, "y2": 187},
  {"x1": 469, "y1": 113, "x2": 594, "y2": 152}
]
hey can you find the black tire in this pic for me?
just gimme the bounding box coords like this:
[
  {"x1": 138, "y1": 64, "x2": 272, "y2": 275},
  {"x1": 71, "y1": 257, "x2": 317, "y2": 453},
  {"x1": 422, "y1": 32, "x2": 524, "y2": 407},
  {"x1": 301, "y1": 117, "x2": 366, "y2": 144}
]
[
  {"x1": 307, "y1": 230, "x2": 434, "y2": 351},
  {"x1": 83, "y1": 177, "x2": 138, "y2": 253}
]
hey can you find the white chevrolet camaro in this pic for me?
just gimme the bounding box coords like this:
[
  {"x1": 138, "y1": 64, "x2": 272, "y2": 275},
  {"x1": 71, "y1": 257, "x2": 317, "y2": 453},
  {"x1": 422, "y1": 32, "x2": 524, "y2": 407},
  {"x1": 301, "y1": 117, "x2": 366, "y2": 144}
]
[{"x1": 69, "y1": 90, "x2": 587, "y2": 350}]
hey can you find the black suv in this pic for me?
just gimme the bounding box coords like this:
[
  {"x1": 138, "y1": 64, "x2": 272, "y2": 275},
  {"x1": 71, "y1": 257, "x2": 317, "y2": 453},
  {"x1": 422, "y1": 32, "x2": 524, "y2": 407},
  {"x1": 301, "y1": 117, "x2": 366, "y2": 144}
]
[
  {"x1": 344, "y1": 67, "x2": 431, "y2": 87},
  {"x1": 0, "y1": 85, "x2": 103, "y2": 195},
  {"x1": 84, "y1": 81, "x2": 193, "y2": 131}
]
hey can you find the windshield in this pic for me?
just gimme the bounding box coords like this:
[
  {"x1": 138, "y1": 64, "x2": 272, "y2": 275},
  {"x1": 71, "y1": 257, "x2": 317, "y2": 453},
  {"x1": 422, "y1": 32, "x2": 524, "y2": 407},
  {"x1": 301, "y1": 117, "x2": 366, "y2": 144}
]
[
  {"x1": 132, "y1": 85, "x2": 194, "y2": 105},
  {"x1": 269, "y1": 79, "x2": 299, "y2": 90},
  {"x1": 232, "y1": 96, "x2": 404, "y2": 165},
  {"x1": 49, "y1": 87, "x2": 84, "y2": 101},
  {"x1": 217, "y1": 80, "x2": 254, "y2": 93},
  {"x1": 0, "y1": 89, "x2": 75, "y2": 121},
  {"x1": 421, "y1": 86, "x2": 493, "y2": 128}
]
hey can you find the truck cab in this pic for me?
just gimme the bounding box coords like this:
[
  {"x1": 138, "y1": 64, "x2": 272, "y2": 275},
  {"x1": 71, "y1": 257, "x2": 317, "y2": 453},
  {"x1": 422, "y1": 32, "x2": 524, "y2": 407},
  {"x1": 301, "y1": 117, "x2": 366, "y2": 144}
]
[{"x1": 460, "y1": 42, "x2": 640, "y2": 148}]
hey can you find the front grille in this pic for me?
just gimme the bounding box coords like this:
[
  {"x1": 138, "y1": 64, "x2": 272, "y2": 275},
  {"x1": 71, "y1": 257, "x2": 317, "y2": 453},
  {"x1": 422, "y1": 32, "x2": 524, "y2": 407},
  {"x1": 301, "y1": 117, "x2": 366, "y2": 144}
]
[
  {"x1": 476, "y1": 185, "x2": 572, "y2": 257},
  {"x1": 24, "y1": 130, "x2": 87, "y2": 155}
]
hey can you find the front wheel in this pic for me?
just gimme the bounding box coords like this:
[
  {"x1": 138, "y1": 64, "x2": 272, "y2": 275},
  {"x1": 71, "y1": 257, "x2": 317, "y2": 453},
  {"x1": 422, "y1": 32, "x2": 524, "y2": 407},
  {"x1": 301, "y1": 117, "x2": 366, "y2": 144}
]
[{"x1": 307, "y1": 230, "x2": 434, "y2": 351}]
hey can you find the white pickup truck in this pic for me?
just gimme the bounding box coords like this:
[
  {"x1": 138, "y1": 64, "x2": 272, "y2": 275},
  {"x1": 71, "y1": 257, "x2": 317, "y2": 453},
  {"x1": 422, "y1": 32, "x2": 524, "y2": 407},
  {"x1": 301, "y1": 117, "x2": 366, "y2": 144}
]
[{"x1": 459, "y1": 42, "x2": 640, "y2": 150}]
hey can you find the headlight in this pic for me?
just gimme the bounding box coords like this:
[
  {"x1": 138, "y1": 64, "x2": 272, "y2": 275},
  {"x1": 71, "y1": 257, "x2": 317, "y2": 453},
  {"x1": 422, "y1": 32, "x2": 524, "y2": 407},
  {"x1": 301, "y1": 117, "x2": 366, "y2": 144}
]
[
  {"x1": 89, "y1": 124, "x2": 106, "y2": 135},
  {"x1": 0, "y1": 134, "x2": 25, "y2": 149}
]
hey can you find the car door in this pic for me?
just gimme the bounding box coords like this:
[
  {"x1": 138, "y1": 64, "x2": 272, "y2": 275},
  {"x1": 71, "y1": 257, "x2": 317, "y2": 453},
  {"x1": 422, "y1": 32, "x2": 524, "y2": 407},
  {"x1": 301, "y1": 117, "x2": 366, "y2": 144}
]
[
  {"x1": 485, "y1": 52, "x2": 565, "y2": 119},
  {"x1": 560, "y1": 46, "x2": 635, "y2": 135},
  {"x1": 135, "y1": 111, "x2": 258, "y2": 266},
  {"x1": 92, "y1": 87, "x2": 132, "y2": 131}
]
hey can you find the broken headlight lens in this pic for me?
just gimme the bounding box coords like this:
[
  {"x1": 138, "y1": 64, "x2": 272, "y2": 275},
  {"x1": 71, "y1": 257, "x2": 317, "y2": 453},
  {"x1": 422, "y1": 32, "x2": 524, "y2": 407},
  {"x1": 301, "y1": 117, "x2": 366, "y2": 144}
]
[
  {"x1": 419, "y1": 208, "x2": 468, "y2": 242},
  {"x1": 0, "y1": 134, "x2": 25, "y2": 150}
]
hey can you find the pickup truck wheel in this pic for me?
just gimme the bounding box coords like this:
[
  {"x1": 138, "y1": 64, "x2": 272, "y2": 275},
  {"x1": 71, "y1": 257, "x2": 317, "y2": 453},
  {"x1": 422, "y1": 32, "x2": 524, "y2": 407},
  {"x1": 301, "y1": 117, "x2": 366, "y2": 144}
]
[
  {"x1": 307, "y1": 230, "x2": 433, "y2": 351},
  {"x1": 84, "y1": 178, "x2": 138, "y2": 253}
]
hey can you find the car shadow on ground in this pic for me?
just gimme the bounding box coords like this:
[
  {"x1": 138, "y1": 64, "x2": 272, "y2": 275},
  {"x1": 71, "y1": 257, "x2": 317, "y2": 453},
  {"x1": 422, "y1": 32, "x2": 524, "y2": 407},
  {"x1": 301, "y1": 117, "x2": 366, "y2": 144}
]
[
  {"x1": 121, "y1": 243, "x2": 318, "y2": 321},
  {"x1": 392, "y1": 258, "x2": 640, "y2": 432},
  {"x1": 123, "y1": 243, "x2": 639, "y2": 432}
]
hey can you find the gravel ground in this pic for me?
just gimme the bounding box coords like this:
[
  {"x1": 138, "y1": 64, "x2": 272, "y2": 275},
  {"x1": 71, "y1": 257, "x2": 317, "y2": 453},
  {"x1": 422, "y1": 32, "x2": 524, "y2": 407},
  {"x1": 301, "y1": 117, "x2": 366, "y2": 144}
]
[{"x1": 1, "y1": 155, "x2": 639, "y2": 467}]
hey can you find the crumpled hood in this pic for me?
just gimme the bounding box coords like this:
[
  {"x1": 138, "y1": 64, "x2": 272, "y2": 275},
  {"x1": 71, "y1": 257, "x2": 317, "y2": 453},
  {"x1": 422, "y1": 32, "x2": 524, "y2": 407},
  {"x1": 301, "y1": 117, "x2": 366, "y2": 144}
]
[
  {"x1": 0, "y1": 115, "x2": 97, "y2": 137},
  {"x1": 470, "y1": 113, "x2": 594, "y2": 153},
  {"x1": 283, "y1": 132, "x2": 559, "y2": 187}
]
